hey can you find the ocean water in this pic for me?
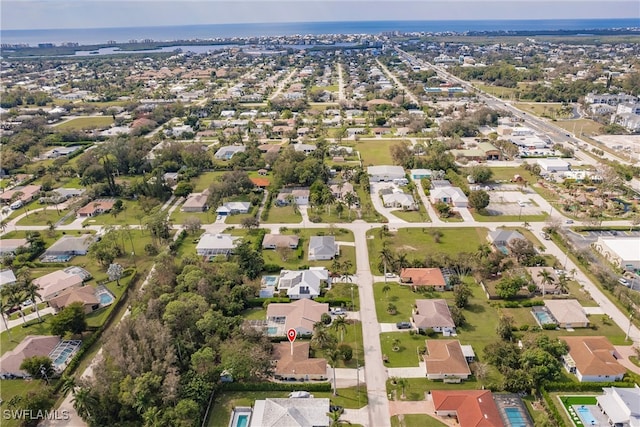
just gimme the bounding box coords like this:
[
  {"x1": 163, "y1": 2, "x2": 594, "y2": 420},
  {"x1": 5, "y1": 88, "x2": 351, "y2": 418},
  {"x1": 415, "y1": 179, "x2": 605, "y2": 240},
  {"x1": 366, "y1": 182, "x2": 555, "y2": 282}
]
[{"x1": 1, "y1": 19, "x2": 638, "y2": 46}]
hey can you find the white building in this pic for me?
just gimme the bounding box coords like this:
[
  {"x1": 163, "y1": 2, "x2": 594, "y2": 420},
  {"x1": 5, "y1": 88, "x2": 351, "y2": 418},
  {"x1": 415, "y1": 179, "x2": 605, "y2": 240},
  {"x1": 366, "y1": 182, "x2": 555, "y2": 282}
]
[
  {"x1": 277, "y1": 267, "x2": 329, "y2": 299},
  {"x1": 367, "y1": 165, "x2": 405, "y2": 182},
  {"x1": 596, "y1": 386, "x2": 640, "y2": 427},
  {"x1": 594, "y1": 237, "x2": 640, "y2": 271},
  {"x1": 537, "y1": 158, "x2": 570, "y2": 173},
  {"x1": 382, "y1": 192, "x2": 418, "y2": 210},
  {"x1": 195, "y1": 233, "x2": 238, "y2": 257},
  {"x1": 250, "y1": 397, "x2": 330, "y2": 427}
]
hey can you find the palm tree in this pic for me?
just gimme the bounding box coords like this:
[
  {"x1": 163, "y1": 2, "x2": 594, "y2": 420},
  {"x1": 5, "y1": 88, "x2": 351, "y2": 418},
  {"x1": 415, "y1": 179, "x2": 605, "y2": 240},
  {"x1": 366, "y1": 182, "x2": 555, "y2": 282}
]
[
  {"x1": 0, "y1": 289, "x2": 13, "y2": 340},
  {"x1": 21, "y1": 279, "x2": 43, "y2": 323},
  {"x1": 396, "y1": 377, "x2": 409, "y2": 399},
  {"x1": 4, "y1": 283, "x2": 27, "y2": 325},
  {"x1": 60, "y1": 375, "x2": 76, "y2": 397},
  {"x1": 331, "y1": 316, "x2": 348, "y2": 342},
  {"x1": 312, "y1": 323, "x2": 334, "y2": 350},
  {"x1": 327, "y1": 410, "x2": 347, "y2": 427},
  {"x1": 72, "y1": 387, "x2": 98, "y2": 421},
  {"x1": 557, "y1": 273, "x2": 569, "y2": 295},
  {"x1": 340, "y1": 260, "x2": 353, "y2": 283},
  {"x1": 475, "y1": 244, "x2": 492, "y2": 260},
  {"x1": 379, "y1": 245, "x2": 395, "y2": 278},
  {"x1": 392, "y1": 338, "x2": 401, "y2": 352},
  {"x1": 343, "y1": 192, "x2": 357, "y2": 220},
  {"x1": 537, "y1": 269, "x2": 555, "y2": 297},
  {"x1": 382, "y1": 284, "x2": 391, "y2": 300},
  {"x1": 326, "y1": 347, "x2": 341, "y2": 396},
  {"x1": 0, "y1": 219, "x2": 7, "y2": 234}
]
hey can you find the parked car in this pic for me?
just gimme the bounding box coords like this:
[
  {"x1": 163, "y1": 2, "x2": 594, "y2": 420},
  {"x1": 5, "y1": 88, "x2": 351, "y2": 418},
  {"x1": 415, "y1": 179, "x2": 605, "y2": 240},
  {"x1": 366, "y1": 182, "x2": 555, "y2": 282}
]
[
  {"x1": 331, "y1": 307, "x2": 346, "y2": 315},
  {"x1": 565, "y1": 219, "x2": 574, "y2": 224},
  {"x1": 396, "y1": 321, "x2": 412, "y2": 329},
  {"x1": 618, "y1": 278, "x2": 629, "y2": 287}
]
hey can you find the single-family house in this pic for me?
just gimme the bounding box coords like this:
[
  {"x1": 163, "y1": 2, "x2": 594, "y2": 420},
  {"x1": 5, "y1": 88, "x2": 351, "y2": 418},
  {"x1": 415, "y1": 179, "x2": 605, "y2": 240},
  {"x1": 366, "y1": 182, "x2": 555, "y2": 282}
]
[
  {"x1": 329, "y1": 182, "x2": 354, "y2": 199},
  {"x1": 424, "y1": 339, "x2": 471, "y2": 381},
  {"x1": 42, "y1": 235, "x2": 93, "y2": 259},
  {"x1": 181, "y1": 189, "x2": 210, "y2": 212},
  {"x1": 0, "y1": 269, "x2": 17, "y2": 288},
  {"x1": 214, "y1": 145, "x2": 246, "y2": 160},
  {"x1": 596, "y1": 386, "x2": 640, "y2": 427},
  {"x1": 0, "y1": 185, "x2": 41, "y2": 204},
  {"x1": 49, "y1": 286, "x2": 100, "y2": 314},
  {"x1": 272, "y1": 341, "x2": 328, "y2": 381},
  {"x1": 0, "y1": 239, "x2": 28, "y2": 256},
  {"x1": 33, "y1": 269, "x2": 86, "y2": 301},
  {"x1": 43, "y1": 146, "x2": 81, "y2": 159},
  {"x1": 266, "y1": 299, "x2": 329, "y2": 336},
  {"x1": 262, "y1": 234, "x2": 300, "y2": 250},
  {"x1": 487, "y1": 229, "x2": 526, "y2": 253},
  {"x1": 277, "y1": 267, "x2": 329, "y2": 299},
  {"x1": 413, "y1": 299, "x2": 456, "y2": 335},
  {"x1": 0, "y1": 335, "x2": 61, "y2": 378},
  {"x1": 250, "y1": 397, "x2": 330, "y2": 427},
  {"x1": 367, "y1": 165, "x2": 405, "y2": 182},
  {"x1": 216, "y1": 201, "x2": 251, "y2": 216},
  {"x1": 195, "y1": 233, "x2": 238, "y2": 258},
  {"x1": 382, "y1": 192, "x2": 417, "y2": 210},
  {"x1": 400, "y1": 268, "x2": 449, "y2": 291},
  {"x1": 431, "y1": 390, "x2": 505, "y2": 427},
  {"x1": 561, "y1": 336, "x2": 626, "y2": 382},
  {"x1": 293, "y1": 143, "x2": 317, "y2": 154},
  {"x1": 276, "y1": 188, "x2": 310, "y2": 206},
  {"x1": 410, "y1": 169, "x2": 433, "y2": 180},
  {"x1": 250, "y1": 177, "x2": 271, "y2": 188},
  {"x1": 430, "y1": 186, "x2": 469, "y2": 208},
  {"x1": 77, "y1": 199, "x2": 115, "y2": 217},
  {"x1": 544, "y1": 299, "x2": 589, "y2": 328},
  {"x1": 308, "y1": 236, "x2": 338, "y2": 261}
]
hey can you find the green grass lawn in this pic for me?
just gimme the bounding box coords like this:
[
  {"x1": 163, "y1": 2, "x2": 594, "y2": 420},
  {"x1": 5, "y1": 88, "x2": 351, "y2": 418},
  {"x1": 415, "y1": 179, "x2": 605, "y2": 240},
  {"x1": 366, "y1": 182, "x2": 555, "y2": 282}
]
[
  {"x1": 240, "y1": 307, "x2": 267, "y2": 320},
  {"x1": 85, "y1": 281, "x2": 129, "y2": 328},
  {"x1": 56, "y1": 116, "x2": 114, "y2": 130},
  {"x1": 82, "y1": 201, "x2": 149, "y2": 226},
  {"x1": 355, "y1": 139, "x2": 408, "y2": 166},
  {"x1": 15, "y1": 207, "x2": 69, "y2": 226},
  {"x1": 386, "y1": 377, "x2": 485, "y2": 401},
  {"x1": 223, "y1": 207, "x2": 258, "y2": 225},
  {"x1": 391, "y1": 204, "x2": 431, "y2": 223},
  {"x1": 380, "y1": 332, "x2": 425, "y2": 367},
  {"x1": 487, "y1": 166, "x2": 538, "y2": 184},
  {"x1": 367, "y1": 227, "x2": 488, "y2": 274},
  {"x1": 189, "y1": 171, "x2": 226, "y2": 192},
  {"x1": 374, "y1": 281, "x2": 429, "y2": 323},
  {"x1": 472, "y1": 211, "x2": 548, "y2": 223},
  {"x1": 552, "y1": 118, "x2": 603, "y2": 137},
  {"x1": 391, "y1": 414, "x2": 447, "y2": 427},
  {"x1": 326, "y1": 320, "x2": 364, "y2": 368},
  {"x1": 0, "y1": 380, "x2": 48, "y2": 427},
  {"x1": 325, "y1": 283, "x2": 360, "y2": 310},
  {"x1": 514, "y1": 102, "x2": 572, "y2": 118},
  {"x1": 263, "y1": 205, "x2": 302, "y2": 224},
  {"x1": 169, "y1": 208, "x2": 212, "y2": 225}
]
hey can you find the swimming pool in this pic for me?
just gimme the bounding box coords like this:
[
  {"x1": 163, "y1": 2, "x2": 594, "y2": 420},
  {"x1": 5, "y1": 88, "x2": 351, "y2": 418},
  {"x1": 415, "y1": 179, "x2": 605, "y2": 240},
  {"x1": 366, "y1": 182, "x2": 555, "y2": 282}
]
[
  {"x1": 96, "y1": 286, "x2": 115, "y2": 306},
  {"x1": 229, "y1": 407, "x2": 252, "y2": 427},
  {"x1": 41, "y1": 255, "x2": 73, "y2": 263},
  {"x1": 504, "y1": 407, "x2": 527, "y2": 427},
  {"x1": 533, "y1": 309, "x2": 555, "y2": 325},
  {"x1": 49, "y1": 340, "x2": 82, "y2": 369},
  {"x1": 236, "y1": 414, "x2": 249, "y2": 427},
  {"x1": 267, "y1": 326, "x2": 278, "y2": 335},
  {"x1": 576, "y1": 406, "x2": 598, "y2": 426},
  {"x1": 262, "y1": 276, "x2": 278, "y2": 286}
]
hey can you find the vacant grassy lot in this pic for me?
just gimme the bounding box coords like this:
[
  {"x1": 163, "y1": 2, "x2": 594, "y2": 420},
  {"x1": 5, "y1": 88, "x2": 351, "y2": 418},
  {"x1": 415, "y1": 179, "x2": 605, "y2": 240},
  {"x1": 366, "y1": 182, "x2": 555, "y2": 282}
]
[
  {"x1": 82, "y1": 200, "x2": 148, "y2": 226},
  {"x1": 263, "y1": 205, "x2": 302, "y2": 223},
  {"x1": 374, "y1": 281, "x2": 430, "y2": 323},
  {"x1": 15, "y1": 207, "x2": 69, "y2": 226},
  {"x1": 553, "y1": 118, "x2": 603, "y2": 137},
  {"x1": 380, "y1": 332, "x2": 425, "y2": 367},
  {"x1": 514, "y1": 102, "x2": 571, "y2": 118},
  {"x1": 56, "y1": 116, "x2": 114, "y2": 130},
  {"x1": 355, "y1": 139, "x2": 408, "y2": 166},
  {"x1": 367, "y1": 227, "x2": 488, "y2": 274},
  {"x1": 472, "y1": 211, "x2": 548, "y2": 223},
  {"x1": 169, "y1": 208, "x2": 212, "y2": 225},
  {"x1": 391, "y1": 415, "x2": 447, "y2": 427},
  {"x1": 487, "y1": 166, "x2": 538, "y2": 183},
  {"x1": 0, "y1": 380, "x2": 48, "y2": 427}
]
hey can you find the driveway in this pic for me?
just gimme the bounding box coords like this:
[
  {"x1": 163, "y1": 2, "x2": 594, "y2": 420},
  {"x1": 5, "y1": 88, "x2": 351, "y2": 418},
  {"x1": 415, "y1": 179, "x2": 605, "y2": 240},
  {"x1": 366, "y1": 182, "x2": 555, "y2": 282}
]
[{"x1": 369, "y1": 183, "x2": 407, "y2": 224}]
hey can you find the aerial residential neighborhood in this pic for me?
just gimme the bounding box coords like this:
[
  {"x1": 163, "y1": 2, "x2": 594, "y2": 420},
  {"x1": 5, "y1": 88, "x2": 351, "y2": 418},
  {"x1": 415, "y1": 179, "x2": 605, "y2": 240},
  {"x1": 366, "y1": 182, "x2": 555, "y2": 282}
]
[{"x1": 0, "y1": 10, "x2": 639, "y2": 427}]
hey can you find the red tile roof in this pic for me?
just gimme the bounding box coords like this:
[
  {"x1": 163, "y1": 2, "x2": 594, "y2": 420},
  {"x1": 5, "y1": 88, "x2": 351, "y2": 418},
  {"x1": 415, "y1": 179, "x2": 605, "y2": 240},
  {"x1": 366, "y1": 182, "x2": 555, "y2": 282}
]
[{"x1": 432, "y1": 390, "x2": 505, "y2": 427}]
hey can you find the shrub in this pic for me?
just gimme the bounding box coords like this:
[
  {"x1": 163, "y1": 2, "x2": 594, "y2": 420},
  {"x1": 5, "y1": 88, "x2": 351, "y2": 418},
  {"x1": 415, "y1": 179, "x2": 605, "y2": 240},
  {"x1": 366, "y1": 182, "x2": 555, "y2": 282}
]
[
  {"x1": 220, "y1": 382, "x2": 331, "y2": 392},
  {"x1": 338, "y1": 343, "x2": 353, "y2": 361}
]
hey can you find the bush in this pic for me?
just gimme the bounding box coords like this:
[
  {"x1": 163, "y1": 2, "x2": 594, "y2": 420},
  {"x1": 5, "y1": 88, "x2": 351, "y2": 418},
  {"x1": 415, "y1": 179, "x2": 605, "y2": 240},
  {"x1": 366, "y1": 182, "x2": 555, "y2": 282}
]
[
  {"x1": 338, "y1": 343, "x2": 353, "y2": 361},
  {"x1": 519, "y1": 324, "x2": 530, "y2": 331},
  {"x1": 220, "y1": 382, "x2": 331, "y2": 392},
  {"x1": 542, "y1": 323, "x2": 557, "y2": 330},
  {"x1": 263, "y1": 264, "x2": 282, "y2": 273}
]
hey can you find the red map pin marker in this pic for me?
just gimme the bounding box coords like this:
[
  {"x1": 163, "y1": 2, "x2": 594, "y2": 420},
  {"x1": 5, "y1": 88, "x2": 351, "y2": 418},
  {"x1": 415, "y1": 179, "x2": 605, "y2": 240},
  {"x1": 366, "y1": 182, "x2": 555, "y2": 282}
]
[{"x1": 287, "y1": 328, "x2": 297, "y2": 343}]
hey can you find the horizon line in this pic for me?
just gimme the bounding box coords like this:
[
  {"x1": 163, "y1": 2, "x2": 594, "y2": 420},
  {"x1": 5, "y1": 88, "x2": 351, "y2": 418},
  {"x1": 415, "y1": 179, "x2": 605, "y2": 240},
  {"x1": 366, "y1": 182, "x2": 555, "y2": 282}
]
[{"x1": 3, "y1": 17, "x2": 639, "y2": 33}]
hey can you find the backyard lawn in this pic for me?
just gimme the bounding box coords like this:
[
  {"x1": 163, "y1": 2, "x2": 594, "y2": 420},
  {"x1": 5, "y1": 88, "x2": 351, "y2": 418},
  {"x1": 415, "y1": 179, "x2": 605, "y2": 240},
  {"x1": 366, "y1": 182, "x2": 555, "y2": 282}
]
[
  {"x1": 81, "y1": 201, "x2": 148, "y2": 226},
  {"x1": 56, "y1": 116, "x2": 114, "y2": 130},
  {"x1": 367, "y1": 227, "x2": 488, "y2": 274},
  {"x1": 391, "y1": 414, "x2": 447, "y2": 427},
  {"x1": 380, "y1": 332, "x2": 425, "y2": 367},
  {"x1": 15, "y1": 207, "x2": 70, "y2": 226}
]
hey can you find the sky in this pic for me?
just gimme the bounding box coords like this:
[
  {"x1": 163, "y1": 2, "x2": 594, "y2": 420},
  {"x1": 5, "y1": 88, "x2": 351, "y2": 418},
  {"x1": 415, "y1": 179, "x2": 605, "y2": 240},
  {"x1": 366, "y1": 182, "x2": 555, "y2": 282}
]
[{"x1": 2, "y1": 0, "x2": 639, "y2": 30}]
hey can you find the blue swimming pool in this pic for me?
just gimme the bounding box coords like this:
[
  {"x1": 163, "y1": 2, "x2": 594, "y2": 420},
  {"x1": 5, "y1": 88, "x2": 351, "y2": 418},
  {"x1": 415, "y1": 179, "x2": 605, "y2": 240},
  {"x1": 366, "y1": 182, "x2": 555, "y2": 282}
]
[
  {"x1": 576, "y1": 406, "x2": 598, "y2": 426},
  {"x1": 263, "y1": 276, "x2": 278, "y2": 286},
  {"x1": 49, "y1": 340, "x2": 82, "y2": 368},
  {"x1": 504, "y1": 407, "x2": 527, "y2": 427},
  {"x1": 99, "y1": 293, "x2": 114, "y2": 305},
  {"x1": 236, "y1": 414, "x2": 249, "y2": 427},
  {"x1": 533, "y1": 310, "x2": 555, "y2": 325},
  {"x1": 267, "y1": 326, "x2": 278, "y2": 335}
]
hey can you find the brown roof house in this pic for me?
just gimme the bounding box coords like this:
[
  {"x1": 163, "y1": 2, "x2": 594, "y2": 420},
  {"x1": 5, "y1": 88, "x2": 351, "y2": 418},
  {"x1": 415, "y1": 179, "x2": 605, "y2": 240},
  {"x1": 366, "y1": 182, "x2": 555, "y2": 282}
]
[
  {"x1": 0, "y1": 184, "x2": 41, "y2": 204},
  {"x1": 527, "y1": 267, "x2": 562, "y2": 295},
  {"x1": 49, "y1": 286, "x2": 99, "y2": 314},
  {"x1": 561, "y1": 336, "x2": 626, "y2": 382},
  {"x1": 423, "y1": 339, "x2": 471, "y2": 381},
  {"x1": 400, "y1": 268, "x2": 449, "y2": 291},
  {"x1": 262, "y1": 234, "x2": 300, "y2": 250},
  {"x1": 266, "y1": 299, "x2": 328, "y2": 337},
  {"x1": 34, "y1": 269, "x2": 86, "y2": 301},
  {"x1": 181, "y1": 189, "x2": 210, "y2": 212},
  {"x1": 272, "y1": 341, "x2": 327, "y2": 381},
  {"x1": 0, "y1": 335, "x2": 60, "y2": 378},
  {"x1": 544, "y1": 299, "x2": 589, "y2": 329},
  {"x1": 77, "y1": 199, "x2": 115, "y2": 217},
  {"x1": 431, "y1": 390, "x2": 505, "y2": 427},
  {"x1": 412, "y1": 299, "x2": 456, "y2": 335}
]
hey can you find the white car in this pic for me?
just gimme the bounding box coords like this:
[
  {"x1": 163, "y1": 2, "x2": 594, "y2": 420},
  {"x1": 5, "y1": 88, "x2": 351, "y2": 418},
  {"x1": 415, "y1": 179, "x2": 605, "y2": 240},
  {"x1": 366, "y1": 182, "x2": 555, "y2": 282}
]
[{"x1": 618, "y1": 278, "x2": 629, "y2": 287}]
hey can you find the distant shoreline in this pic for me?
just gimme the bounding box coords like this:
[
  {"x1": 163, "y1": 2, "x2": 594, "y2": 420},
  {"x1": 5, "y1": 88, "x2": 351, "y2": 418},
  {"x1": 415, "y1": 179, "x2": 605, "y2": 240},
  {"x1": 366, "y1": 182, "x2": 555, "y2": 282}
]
[{"x1": 2, "y1": 18, "x2": 638, "y2": 47}]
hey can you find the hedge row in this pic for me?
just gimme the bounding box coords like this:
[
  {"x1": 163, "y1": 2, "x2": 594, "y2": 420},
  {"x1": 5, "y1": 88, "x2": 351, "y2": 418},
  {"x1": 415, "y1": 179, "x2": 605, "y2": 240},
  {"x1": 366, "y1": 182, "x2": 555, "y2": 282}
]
[
  {"x1": 540, "y1": 388, "x2": 563, "y2": 427},
  {"x1": 246, "y1": 297, "x2": 291, "y2": 308},
  {"x1": 545, "y1": 381, "x2": 636, "y2": 392},
  {"x1": 315, "y1": 297, "x2": 351, "y2": 307},
  {"x1": 220, "y1": 382, "x2": 331, "y2": 392}
]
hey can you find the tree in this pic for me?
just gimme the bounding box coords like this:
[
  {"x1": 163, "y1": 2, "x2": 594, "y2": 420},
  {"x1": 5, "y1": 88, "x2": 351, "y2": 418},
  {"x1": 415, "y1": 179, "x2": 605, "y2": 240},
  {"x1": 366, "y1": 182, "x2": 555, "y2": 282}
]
[
  {"x1": 469, "y1": 165, "x2": 493, "y2": 183},
  {"x1": 497, "y1": 315, "x2": 515, "y2": 341},
  {"x1": 183, "y1": 216, "x2": 202, "y2": 234},
  {"x1": 331, "y1": 316, "x2": 348, "y2": 342},
  {"x1": 234, "y1": 241, "x2": 264, "y2": 280},
  {"x1": 50, "y1": 302, "x2": 87, "y2": 336},
  {"x1": 343, "y1": 192, "x2": 358, "y2": 220},
  {"x1": 450, "y1": 305, "x2": 466, "y2": 327},
  {"x1": 382, "y1": 283, "x2": 391, "y2": 300},
  {"x1": 20, "y1": 355, "x2": 54, "y2": 380},
  {"x1": 453, "y1": 282, "x2": 472, "y2": 308},
  {"x1": 472, "y1": 362, "x2": 490, "y2": 385},
  {"x1": 536, "y1": 269, "x2": 555, "y2": 297},
  {"x1": 240, "y1": 217, "x2": 260, "y2": 229},
  {"x1": 107, "y1": 263, "x2": 125, "y2": 286},
  {"x1": 326, "y1": 347, "x2": 341, "y2": 396},
  {"x1": 4, "y1": 283, "x2": 27, "y2": 325},
  {"x1": 392, "y1": 338, "x2": 401, "y2": 352},
  {"x1": 496, "y1": 276, "x2": 525, "y2": 299},
  {"x1": 507, "y1": 238, "x2": 536, "y2": 264},
  {"x1": 21, "y1": 279, "x2": 43, "y2": 323},
  {"x1": 434, "y1": 201, "x2": 450, "y2": 218},
  {"x1": 72, "y1": 387, "x2": 98, "y2": 422},
  {"x1": 60, "y1": 375, "x2": 76, "y2": 397},
  {"x1": 468, "y1": 190, "x2": 490, "y2": 210},
  {"x1": 396, "y1": 377, "x2": 409, "y2": 399}
]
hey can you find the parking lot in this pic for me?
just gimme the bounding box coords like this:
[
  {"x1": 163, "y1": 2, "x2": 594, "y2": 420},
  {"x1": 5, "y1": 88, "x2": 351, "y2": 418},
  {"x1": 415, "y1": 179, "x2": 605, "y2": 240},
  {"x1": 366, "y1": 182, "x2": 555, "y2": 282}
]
[{"x1": 485, "y1": 191, "x2": 544, "y2": 216}]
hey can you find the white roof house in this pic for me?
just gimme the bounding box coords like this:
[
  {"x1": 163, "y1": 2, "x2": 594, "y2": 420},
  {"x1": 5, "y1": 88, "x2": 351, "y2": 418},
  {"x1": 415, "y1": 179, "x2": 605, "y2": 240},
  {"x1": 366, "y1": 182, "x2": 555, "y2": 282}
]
[
  {"x1": 277, "y1": 267, "x2": 329, "y2": 299},
  {"x1": 544, "y1": 299, "x2": 589, "y2": 328},
  {"x1": 537, "y1": 158, "x2": 570, "y2": 172},
  {"x1": 0, "y1": 269, "x2": 17, "y2": 288},
  {"x1": 214, "y1": 145, "x2": 246, "y2": 160},
  {"x1": 308, "y1": 236, "x2": 338, "y2": 261},
  {"x1": 430, "y1": 186, "x2": 469, "y2": 208},
  {"x1": 382, "y1": 192, "x2": 417, "y2": 210},
  {"x1": 367, "y1": 165, "x2": 405, "y2": 182},
  {"x1": 596, "y1": 386, "x2": 640, "y2": 427},
  {"x1": 195, "y1": 233, "x2": 239, "y2": 257},
  {"x1": 216, "y1": 201, "x2": 251, "y2": 215},
  {"x1": 250, "y1": 397, "x2": 330, "y2": 427},
  {"x1": 594, "y1": 237, "x2": 640, "y2": 271}
]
